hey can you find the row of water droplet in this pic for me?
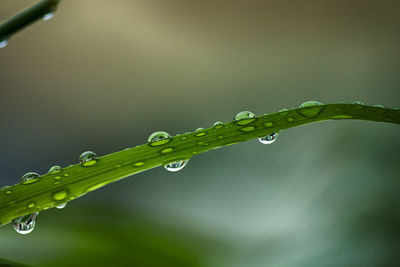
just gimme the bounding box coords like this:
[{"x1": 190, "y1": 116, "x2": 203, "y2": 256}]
[{"x1": 7, "y1": 100, "x2": 381, "y2": 234}]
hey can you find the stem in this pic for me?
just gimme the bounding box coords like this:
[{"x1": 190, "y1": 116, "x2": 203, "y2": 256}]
[
  {"x1": 0, "y1": 103, "x2": 399, "y2": 226},
  {"x1": 0, "y1": 0, "x2": 60, "y2": 42}
]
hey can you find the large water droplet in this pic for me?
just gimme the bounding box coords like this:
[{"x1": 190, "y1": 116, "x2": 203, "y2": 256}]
[
  {"x1": 48, "y1": 165, "x2": 62, "y2": 174},
  {"x1": 164, "y1": 159, "x2": 189, "y2": 172},
  {"x1": 21, "y1": 172, "x2": 40, "y2": 184},
  {"x1": 259, "y1": 132, "x2": 278, "y2": 144},
  {"x1": 235, "y1": 111, "x2": 256, "y2": 126},
  {"x1": 235, "y1": 111, "x2": 256, "y2": 121},
  {"x1": 79, "y1": 151, "x2": 97, "y2": 166},
  {"x1": 148, "y1": 131, "x2": 171, "y2": 146},
  {"x1": 0, "y1": 39, "x2": 8, "y2": 48},
  {"x1": 42, "y1": 12, "x2": 54, "y2": 21},
  {"x1": 12, "y1": 213, "x2": 38, "y2": 235},
  {"x1": 299, "y1": 101, "x2": 323, "y2": 108}
]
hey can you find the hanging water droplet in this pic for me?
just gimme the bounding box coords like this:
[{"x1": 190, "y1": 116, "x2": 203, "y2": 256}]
[
  {"x1": 299, "y1": 101, "x2": 323, "y2": 108},
  {"x1": 259, "y1": 132, "x2": 278, "y2": 144},
  {"x1": 42, "y1": 12, "x2": 54, "y2": 21},
  {"x1": 0, "y1": 39, "x2": 8, "y2": 48},
  {"x1": 56, "y1": 203, "x2": 67, "y2": 209},
  {"x1": 148, "y1": 131, "x2": 171, "y2": 146},
  {"x1": 164, "y1": 159, "x2": 189, "y2": 172},
  {"x1": 12, "y1": 212, "x2": 39, "y2": 235},
  {"x1": 21, "y1": 172, "x2": 40, "y2": 184},
  {"x1": 79, "y1": 151, "x2": 97, "y2": 166},
  {"x1": 48, "y1": 165, "x2": 62, "y2": 174}
]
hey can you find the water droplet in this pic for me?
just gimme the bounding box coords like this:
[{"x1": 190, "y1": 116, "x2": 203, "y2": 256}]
[
  {"x1": 239, "y1": 126, "x2": 256, "y2": 132},
  {"x1": 352, "y1": 100, "x2": 365, "y2": 105},
  {"x1": 259, "y1": 132, "x2": 278, "y2": 144},
  {"x1": 27, "y1": 202, "x2": 36, "y2": 209},
  {"x1": 235, "y1": 111, "x2": 256, "y2": 126},
  {"x1": 196, "y1": 128, "x2": 204, "y2": 131},
  {"x1": 148, "y1": 131, "x2": 171, "y2": 146},
  {"x1": 180, "y1": 136, "x2": 188, "y2": 140},
  {"x1": 54, "y1": 181, "x2": 61, "y2": 185},
  {"x1": 53, "y1": 189, "x2": 68, "y2": 201},
  {"x1": 278, "y1": 108, "x2": 288, "y2": 112},
  {"x1": 287, "y1": 117, "x2": 294, "y2": 122},
  {"x1": 164, "y1": 159, "x2": 189, "y2": 172},
  {"x1": 42, "y1": 12, "x2": 54, "y2": 21},
  {"x1": 297, "y1": 101, "x2": 324, "y2": 117},
  {"x1": 372, "y1": 104, "x2": 385, "y2": 108},
  {"x1": 21, "y1": 172, "x2": 40, "y2": 184},
  {"x1": 197, "y1": 141, "x2": 209, "y2": 146},
  {"x1": 12, "y1": 213, "x2": 38, "y2": 235},
  {"x1": 263, "y1": 122, "x2": 274, "y2": 127},
  {"x1": 48, "y1": 165, "x2": 62, "y2": 174},
  {"x1": 0, "y1": 39, "x2": 8, "y2": 48},
  {"x1": 195, "y1": 130, "x2": 207, "y2": 137},
  {"x1": 213, "y1": 121, "x2": 224, "y2": 129},
  {"x1": 218, "y1": 135, "x2": 224, "y2": 139},
  {"x1": 161, "y1": 147, "x2": 174, "y2": 153},
  {"x1": 56, "y1": 203, "x2": 67, "y2": 209},
  {"x1": 79, "y1": 151, "x2": 97, "y2": 166},
  {"x1": 299, "y1": 101, "x2": 323, "y2": 108},
  {"x1": 5, "y1": 190, "x2": 12, "y2": 195},
  {"x1": 133, "y1": 161, "x2": 144, "y2": 167}
]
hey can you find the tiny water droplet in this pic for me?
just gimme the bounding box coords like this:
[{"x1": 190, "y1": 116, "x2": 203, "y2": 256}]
[
  {"x1": 235, "y1": 111, "x2": 256, "y2": 121},
  {"x1": 278, "y1": 108, "x2": 288, "y2": 112},
  {"x1": 79, "y1": 151, "x2": 97, "y2": 166},
  {"x1": 239, "y1": 126, "x2": 256, "y2": 132},
  {"x1": 195, "y1": 128, "x2": 204, "y2": 131},
  {"x1": 352, "y1": 100, "x2": 365, "y2": 105},
  {"x1": 27, "y1": 202, "x2": 36, "y2": 209},
  {"x1": 48, "y1": 165, "x2": 62, "y2": 174},
  {"x1": 148, "y1": 131, "x2": 171, "y2": 146},
  {"x1": 161, "y1": 147, "x2": 174, "y2": 153},
  {"x1": 287, "y1": 117, "x2": 294, "y2": 122},
  {"x1": 213, "y1": 121, "x2": 224, "y2": 129},
  {"x1": 195, "y1": 130, "x2": 207, "y2": 137},
  {"x1": 56, "y1": 203, "x2": 67, "y2": 209},
  {"x1": 259, "y1": 132, "x2": 278, "y2": 144},
  {"x1": 21, "y1": 172, "x2": 40, "y2": 184},
  {"x1": 133, "y1": 161, "x2": 144, "y2": 167},
  {"x1": 5, "y1": 190, "x2": 12, "y2": 195},
  {"x1": 299, "y1": 101, "x2": 323, "y2": 108},
  {"x1": 263, "y1": 121, "x2": 274, "y2": 127},
  {"x1": 42, "y1": 12, "x2": 54, "y2": 21},
  {"x1": 164, "y1": 159, "x2": 189, "y2": 172},
  {"x1": 12, "y1": 213, "x2": 38, "y2": 235},
  {"x1": 372, "y1": 104, "x2": 385, "y2": 108},
  {"x1": 0, "y1": 39, "x2": 8, "y2": 48}
]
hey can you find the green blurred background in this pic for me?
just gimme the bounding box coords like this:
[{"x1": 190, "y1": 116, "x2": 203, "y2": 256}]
[{"x1": 0, "y1": 1, "x2": 399, "y2": 266}]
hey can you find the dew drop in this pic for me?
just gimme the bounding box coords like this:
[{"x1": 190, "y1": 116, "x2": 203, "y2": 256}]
[
  {"x1": 235, "y1": 111, "x2": 256, "y2": 125},
  {"x1": 278, "y1": 108, "x2": 288, "y2": 112},
  {"x1": 21, "y1": 172, "x2": 40, "y2": 184},
  {"x1": 42, "y1": 12, "x2": 54, "y2": 21},
  {"x1": 12, "y1": 213, "x2": 38, "y2": 235},
  {"x1": 164, "y1": 159, "x2": 189, "y2": 172},
  {"x1": 352, "y1": 100, "x2": 365, "y2": 105},
  {"x1": 263, "y1": 122, "x2": 274, "y2": 127},
  {"x1": 48, "y1": 165, "x2": 62, "y2": 174},
  {"x1": 0, "y1": 39, "x2": 8, "y2": 48},
  {"x1": 56, "y1": 203, "x2": 67, "y2": 209},
  {"x1": 213, "y1": 121, "x2": 224, "y2": 129},
  {"x1": 197, "y1": 141, "x2": 209, "y2": 146},
  {"x1": 259, "y1": 132, "x2": 278, "y2": 144},
  {"x1": 5, "y1": 190, "x2": 12, "y2": 195},
  {"x1": 239, "y1": 126, "x2": 256, "y2": 132},
  {"x1": 53, "y1": 189, "x2": 68, "y2": 201},
  {"x1": 27, "y1": 202, "x2": 36, "y2": 209},
  {"x1": 79, "y1": 151, "x2": 97, "y2": 166},
  {"x1": 195, "y1": 128, "x2": 204, "y2": 131},
  {"x1": 161, "y1": 147, "x2": 174, "y2": 153},
  {"x1": 287, "y1": 117, "x2": 294, "y2": 122},
  {"x1": 372, "y1": 104, "x2": 385, "y2": 108},
  {"x1": 133, "y1": 161, "x2": 144, "y2": 167},
  {"x1": 299, "y1": 101, "x2": 323, "y2": 108},
  {"x1": 195, "y1": 131, "x2": 207, "y2": 137},
  {"x1": 148, "y1": 131, "x2": 171, "y2": 146}
]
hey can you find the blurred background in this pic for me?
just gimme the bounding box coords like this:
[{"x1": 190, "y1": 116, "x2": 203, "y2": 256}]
[{"x1": 0, "y1": 0, "x2": 399, "y2": 266}]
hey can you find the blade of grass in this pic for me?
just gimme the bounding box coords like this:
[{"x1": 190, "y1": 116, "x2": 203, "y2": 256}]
[{"x1": 0, "y1": 103, "x2": 399, "y2": 226}]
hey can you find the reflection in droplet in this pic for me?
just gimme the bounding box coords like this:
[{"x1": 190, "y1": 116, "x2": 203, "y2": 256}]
[
  {"x1": 164, "y1": 159, "x2": 189, "y2": 172},
  {"x1": 48, "y1": 165, "x2": 62, "y2": 174},
  {"x1": 148, "y1": 131, "x2": 171, "y2": 146},
  {"x1": 12, "y1": 213, "x2": 39, "y2": 235},
  {"x1": 259, "y1": 132, "x2": 278, "y2": 144},
  {"x1": 0, "y1": 39, "x2": 8, "y2": 48},
  {"x1": 21, "y1": 172, "x2": 40, "y2": 184},
  {"x1": 79, "y1": 151, "x2": 97, "y2": 166},
  {"x1": 42, "y1": 12, "x2": 54, "y2": 21}
]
